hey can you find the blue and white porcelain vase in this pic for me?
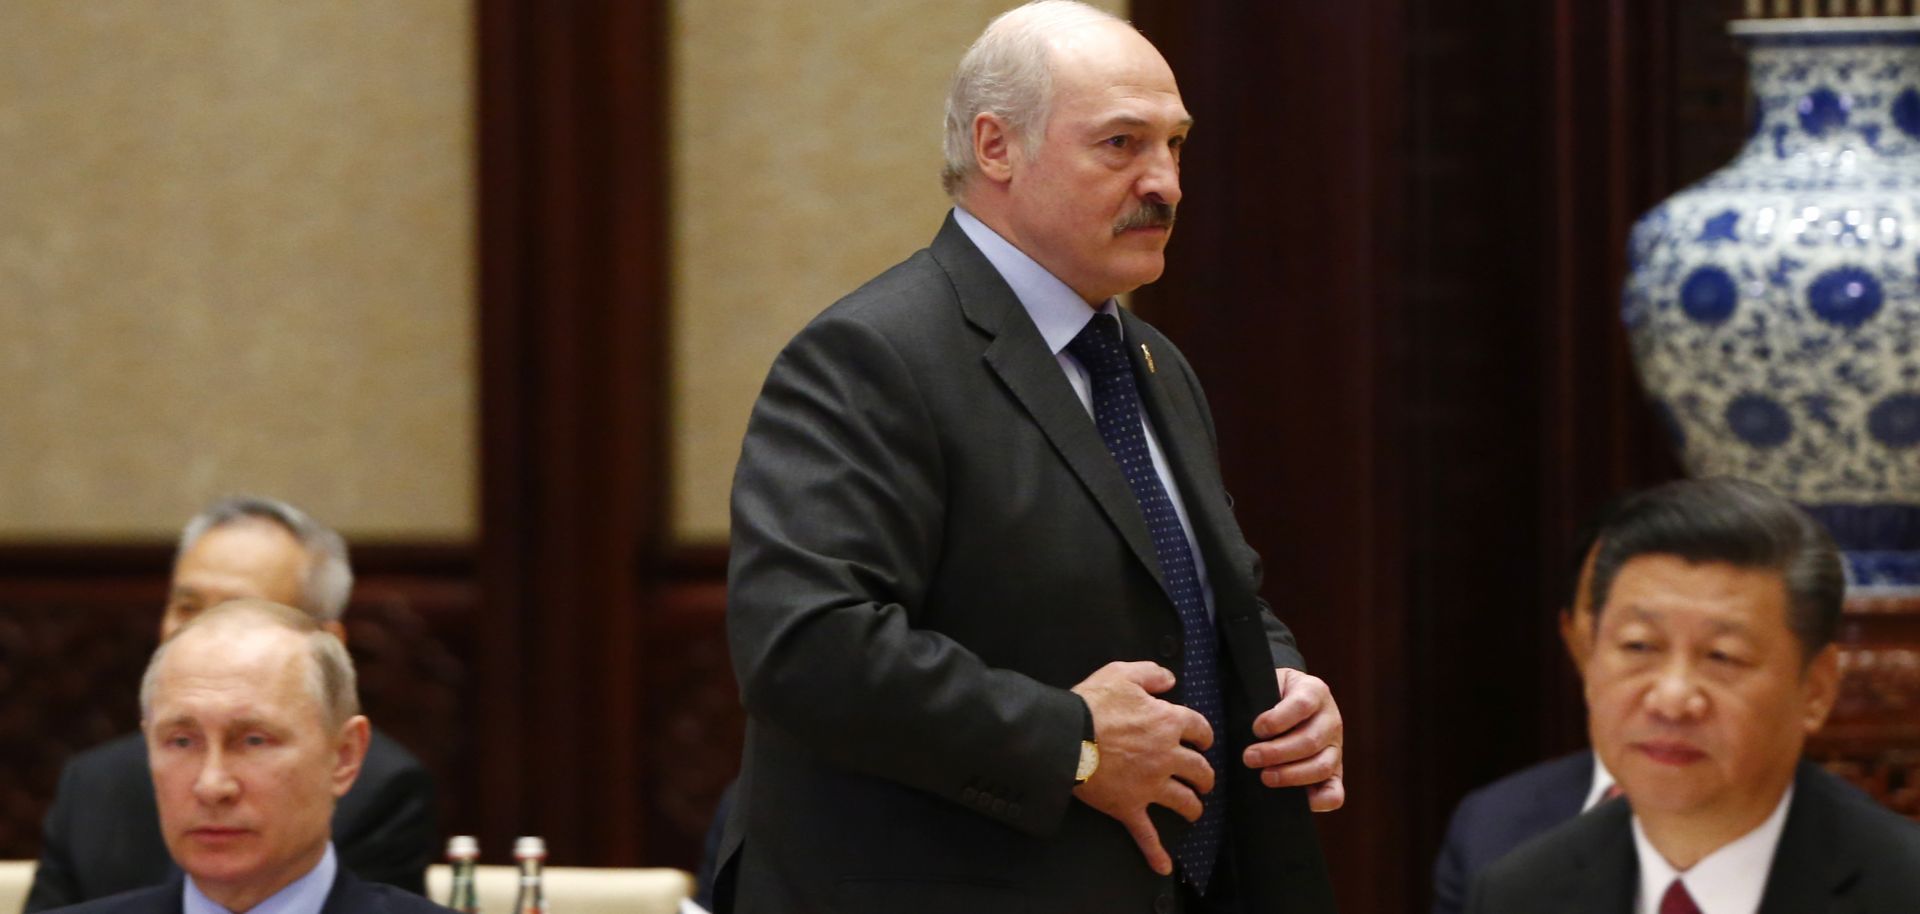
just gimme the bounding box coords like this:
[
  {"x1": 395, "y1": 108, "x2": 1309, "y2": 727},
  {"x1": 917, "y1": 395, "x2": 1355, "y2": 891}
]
[{"x1": 1624, "y1": 16, "x2": 1920, "y2": 594}]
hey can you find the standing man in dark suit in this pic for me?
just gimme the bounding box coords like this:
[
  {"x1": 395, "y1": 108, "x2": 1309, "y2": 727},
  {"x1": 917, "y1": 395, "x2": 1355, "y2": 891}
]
[
  {"x1": 1468, "y1": 478, "x2": 1920, "y2": 913},
  {"x1": 723, "y1": 3, "x2": 1343, "y2": 912},
  {"x1": 40, "y1": 600, "x2": 451, "y2": 914},
  {"x1": 1432, "y1": 513, "x2": 1618, "y2": 914},
  {"x1": 27, "y1": 497, "x2": 436, "y2": 910}
]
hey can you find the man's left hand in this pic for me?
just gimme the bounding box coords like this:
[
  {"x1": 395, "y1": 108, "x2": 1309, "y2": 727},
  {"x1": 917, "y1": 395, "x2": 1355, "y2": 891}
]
[{"x1": 1242, "y1": 668, "x2": 1345, "y2": 812}]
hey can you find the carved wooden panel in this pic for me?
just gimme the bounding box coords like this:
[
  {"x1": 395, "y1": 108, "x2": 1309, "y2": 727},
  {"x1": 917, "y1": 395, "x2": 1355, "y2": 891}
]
[
  {"x1": 642, "y1": 570, "x2": 741, "y2": 869},
  {"x1": 0, "y1": 582, "x2": 161, "y2": 856},
  {"x1": 1808, "y1": 595, "x2": 1920, "y2": 820},
  {"x1": 343, "y1": 573, "x2": 482, "y2": 840}
]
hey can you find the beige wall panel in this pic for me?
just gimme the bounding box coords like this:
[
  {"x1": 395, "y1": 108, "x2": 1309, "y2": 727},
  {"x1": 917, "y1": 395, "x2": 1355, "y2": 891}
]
[
  {"x1": 0, "y1": 1, "x2": 474, "y2": 540},
  {"x1": 670, "y1": 0, "x2": 1127, "y2": 543}
]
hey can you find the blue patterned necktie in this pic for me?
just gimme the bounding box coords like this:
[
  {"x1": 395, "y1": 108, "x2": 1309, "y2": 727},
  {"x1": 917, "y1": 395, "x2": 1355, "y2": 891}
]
[{"x1": 1066, "y1": 312, "x2": 1227, "y2": 893}]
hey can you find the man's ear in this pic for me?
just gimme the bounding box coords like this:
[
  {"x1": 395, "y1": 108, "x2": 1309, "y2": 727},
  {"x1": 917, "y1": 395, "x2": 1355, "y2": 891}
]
[
  {"x1": 1801, "y1": 643, "x2": 1841, "y2": 734},
  {"x1": 973, "y1": 112, "x2": 1018, "y2": 184},
  {"x1": 1558, "y1": 608, "x2": 1592, "y2": 675},
  {"x1": 331, "y1": 715, "x2": 372, "y2": 799}
]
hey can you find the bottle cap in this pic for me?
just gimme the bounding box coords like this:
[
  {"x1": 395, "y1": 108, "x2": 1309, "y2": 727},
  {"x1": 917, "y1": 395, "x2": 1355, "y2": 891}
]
[
  {"x1": 513, "y1": 836, "x2": 547, "y2": 860},
  {"x1": 446, "y1": 835, "x2": 479, "y2": 860}
]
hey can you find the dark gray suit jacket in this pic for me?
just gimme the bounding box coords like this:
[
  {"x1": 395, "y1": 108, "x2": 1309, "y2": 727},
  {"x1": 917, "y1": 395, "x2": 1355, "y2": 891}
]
[
  {"x1": 1466, "y1": 761, "x2": 1920, "y2": 914},
  {"x1": 722, "y1": 216, "x2": 1334, "y2": 913},
  {"x1": 26, "y1": 728, "x2": 436, "y2": 910},
  {"x1": 1433, "y1": 750, "x2": 1596, "y2": 914},
  {"x1": 38, "y1": 865, "x2": 453, "y2": 914}
]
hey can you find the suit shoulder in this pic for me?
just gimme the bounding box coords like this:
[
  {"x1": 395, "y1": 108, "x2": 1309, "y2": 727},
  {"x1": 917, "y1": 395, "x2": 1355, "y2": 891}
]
[
  {"x1": 63, "y1": 731, "x2": 147, "y2": 779},
  {"x1": 773, "y1": 248, "x2": 974, "y2": 384},
  {"x1": 355, "y1": 882, "x2": 455, "y2": 913},
  {"x1": 1476, "y1": 798, "x2": 1625, "y2": 892},
  {"x1": 1820, "y1": 775, "x2": 1920, "y2": 860},
  {"x1": 1787, "y1": 768, "x2": 1920, "y2": 904},
  {"x1": 37, "y1": 882, "x2": 175, "y2": 914},
  {"x1": 326, "y1": 871, "x2": 452, "y2": 913},
  {"x1": 817, "y1": 248, "x2": 957, "y2": 331},
  {"x1": 359, "y1": 727, "x2": 429, "y2": 780},
  {"x1": 1454, "y1": 751, "x2": 1592, "y2": 819},
  {"x1": 52, "y1": 731, "x2": 152, "y2": 811}
]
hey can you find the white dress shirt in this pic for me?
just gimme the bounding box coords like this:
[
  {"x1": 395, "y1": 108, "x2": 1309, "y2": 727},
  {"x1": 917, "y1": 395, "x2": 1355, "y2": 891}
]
[
  {"x1": 1581, "y1": 753, "x2": 1620, "y2": 812},
  {"x1": 1630, "y1": 786, "x2": 1793, "y2": 914}
]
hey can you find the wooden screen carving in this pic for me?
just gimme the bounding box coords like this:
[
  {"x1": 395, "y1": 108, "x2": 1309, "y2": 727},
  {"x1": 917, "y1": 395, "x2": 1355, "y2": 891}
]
[{"x1": 1812, "y1": 596, "x2": 1920, "y2": 819}]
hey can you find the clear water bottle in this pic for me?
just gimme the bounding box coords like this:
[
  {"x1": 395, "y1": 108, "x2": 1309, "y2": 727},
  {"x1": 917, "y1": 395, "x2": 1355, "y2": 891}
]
[
  {"x1": 445, "y1": 835, "x2": 480, "y2": 913},
  {"x1": 511, "y1": 836, "x2": 548, "y2": 914}
]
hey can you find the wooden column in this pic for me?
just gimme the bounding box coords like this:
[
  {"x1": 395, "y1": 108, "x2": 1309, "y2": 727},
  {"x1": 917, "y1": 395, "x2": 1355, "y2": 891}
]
[{"x1": 475, "y1": 0, "x2": 671, "y2": 865}]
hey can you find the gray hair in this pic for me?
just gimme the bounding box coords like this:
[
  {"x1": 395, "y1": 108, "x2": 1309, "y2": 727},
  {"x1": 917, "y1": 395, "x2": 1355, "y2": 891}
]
[
  {"x1": 140, "y1": 599, "x2": 361, "y2": 730},
  {"x1": 177, "y1": 495, "x2": 353, "y2": 622},
  {"x1": 940, "y1": 1, "x2": 1125, "y2": 198}
]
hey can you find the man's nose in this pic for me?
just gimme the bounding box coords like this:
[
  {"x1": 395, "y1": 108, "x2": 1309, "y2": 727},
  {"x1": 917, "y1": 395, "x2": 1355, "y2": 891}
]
[
  {"x1": 1644, "y1": 662, "x2": 1708, "y2": 722},
  {"x1": 192, "y1": 750, "x2": 240, "y2": 804},
  {"x1": 1139, "y1": 145, "x2": 1182, "y2": 207}
]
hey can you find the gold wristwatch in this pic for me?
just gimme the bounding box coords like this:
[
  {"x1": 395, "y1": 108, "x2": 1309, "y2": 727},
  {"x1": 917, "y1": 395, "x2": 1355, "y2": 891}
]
[{"x1": 1075, "y1": 739, "x2": 1100, "y2": 784}]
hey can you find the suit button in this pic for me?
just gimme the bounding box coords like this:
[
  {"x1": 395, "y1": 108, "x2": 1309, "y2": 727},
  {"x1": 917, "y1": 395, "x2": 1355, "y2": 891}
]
[
  {"x1": 1158, "y1": 635, "x2": 1178, "y2": 658},
  {"x1": 1154, "y1": 891, "x2": 1176, "y2": 914},
  {"x1": 1007, "y1": 802, "x2": 1023, "y2": 819},
  {"x1": 991, "y1": 798, "x2": 1007, "y2": 816},
  {"x1": 961, "y1": 787, "x2": 979, "y2": 804}
]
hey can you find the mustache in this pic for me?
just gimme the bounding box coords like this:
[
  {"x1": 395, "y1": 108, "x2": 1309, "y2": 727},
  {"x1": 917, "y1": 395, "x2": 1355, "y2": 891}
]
[{"x1": 1113, "y1": 200, "x2": 1177, "y2": 234}]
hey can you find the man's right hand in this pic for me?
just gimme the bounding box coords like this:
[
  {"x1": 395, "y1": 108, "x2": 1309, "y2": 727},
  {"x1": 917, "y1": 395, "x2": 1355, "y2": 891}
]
[{"x1": 1069, "y1": 660, "x2": 1215, "y2": 876}]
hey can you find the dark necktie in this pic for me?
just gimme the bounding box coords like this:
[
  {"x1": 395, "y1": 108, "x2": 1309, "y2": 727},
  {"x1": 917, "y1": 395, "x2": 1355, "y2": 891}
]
[
  {"x1": 1659, "y1": 879, "x2": 1702, "y2": 914},
  {"x1": 1066, "y1": 313, "x2": 1227, "y2": 893}
]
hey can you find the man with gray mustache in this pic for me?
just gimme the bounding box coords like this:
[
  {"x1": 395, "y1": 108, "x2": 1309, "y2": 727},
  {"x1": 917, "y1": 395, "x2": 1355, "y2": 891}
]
[{"x1": 720, "y1": 3, "x2": 1342, "y2": 912}]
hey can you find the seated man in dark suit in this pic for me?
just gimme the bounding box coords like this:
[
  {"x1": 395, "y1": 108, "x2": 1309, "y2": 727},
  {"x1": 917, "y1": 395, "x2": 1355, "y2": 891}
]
[
  {"x1": 1468, "y1": 478, "x2": 1920, "y2": 913},
  {"x1": 41, "y1": 599, "x2": 450, "y2": 914},
  {"x1": 1432, "y1": 510, "x2": 1617, "y2": 914},
  {"x1": 27, "y1": 497, "x2": 436, "y2": 911}
]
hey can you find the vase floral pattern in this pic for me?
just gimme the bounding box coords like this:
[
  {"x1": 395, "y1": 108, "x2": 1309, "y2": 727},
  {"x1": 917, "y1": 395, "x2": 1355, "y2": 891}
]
[{"x1": 1623, "y1": 18, "x2": 1920, "y2": 591}]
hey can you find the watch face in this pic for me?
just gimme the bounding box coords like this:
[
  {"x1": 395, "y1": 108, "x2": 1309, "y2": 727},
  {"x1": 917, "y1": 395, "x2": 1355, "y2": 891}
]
[{"x1": 1076, "y1": 740, "x2": 1100, "y2": 782}]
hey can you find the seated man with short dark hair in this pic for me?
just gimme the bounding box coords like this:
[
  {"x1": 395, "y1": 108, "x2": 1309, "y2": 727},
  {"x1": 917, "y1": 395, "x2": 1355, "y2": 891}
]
[
  {"x1": 1468, "y1": 478, "x2": 1920, "y2": 913},
  {"x1": 42, "y1": 599, "x2": 450, "y2": 914}
]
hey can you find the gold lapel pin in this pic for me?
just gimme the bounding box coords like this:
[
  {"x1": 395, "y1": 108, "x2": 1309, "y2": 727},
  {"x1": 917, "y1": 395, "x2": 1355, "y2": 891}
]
[{"x1": 1140, "y1": 342, "x2": 1156, "y2": 374}]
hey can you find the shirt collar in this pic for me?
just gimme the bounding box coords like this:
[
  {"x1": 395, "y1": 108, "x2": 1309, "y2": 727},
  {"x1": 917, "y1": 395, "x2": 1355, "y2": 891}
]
[
  {"x1": 184, "y1": 842, "x2": 338, "y2": 914},
  {"x1": 1581, "y1": 751, "x2": 1619, "y2": 813},
  {"x1": 952, "y1": 206, "x2": 1121, "y2": 354},
  {"x1": 1631, "y1": 785, "x2": 1793, "y2": 914}
]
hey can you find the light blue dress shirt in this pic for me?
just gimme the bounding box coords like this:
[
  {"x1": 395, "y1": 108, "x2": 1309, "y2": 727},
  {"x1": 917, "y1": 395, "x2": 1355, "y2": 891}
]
[
  {"x1": 183, "y1": 842, "x2": 337, "y2": 914},
  {"x1": 952, "y1": 207, "x2": 1215, "y2": 618}
]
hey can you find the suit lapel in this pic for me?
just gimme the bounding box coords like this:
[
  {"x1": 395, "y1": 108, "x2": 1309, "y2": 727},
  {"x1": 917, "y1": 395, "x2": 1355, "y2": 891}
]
[
  {"x1": 1574, "y1": 804, "x2": 1640, "y2": 914},
  {"x1": 930, "y1": 217, "x2": 1171, "y2": 599},
  {"x1": 1120, "y1": 310, "x2": 1243, "y2": 589}
]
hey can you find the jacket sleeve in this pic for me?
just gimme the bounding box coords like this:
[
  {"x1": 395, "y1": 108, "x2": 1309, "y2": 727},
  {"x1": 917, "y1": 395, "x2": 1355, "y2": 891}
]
[
  {"x1": 727, "y1": 311, "x2": 1087, "y2": 838},
  {"x1": 22, "y1": 761, "x2": 83, "y2": 912}
]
